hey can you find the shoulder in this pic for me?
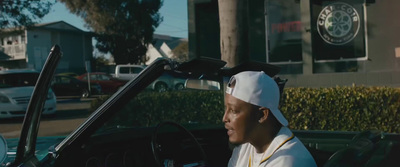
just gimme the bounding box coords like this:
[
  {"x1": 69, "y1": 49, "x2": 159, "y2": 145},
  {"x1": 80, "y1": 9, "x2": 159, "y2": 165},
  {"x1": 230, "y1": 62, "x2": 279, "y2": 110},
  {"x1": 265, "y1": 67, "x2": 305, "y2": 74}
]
[
  {"x1": 265, "y1": 154, "x2": 317, "y2": 167},
  {"x1": 267, "y1": 137, "x2": 317, "y2": 167}
]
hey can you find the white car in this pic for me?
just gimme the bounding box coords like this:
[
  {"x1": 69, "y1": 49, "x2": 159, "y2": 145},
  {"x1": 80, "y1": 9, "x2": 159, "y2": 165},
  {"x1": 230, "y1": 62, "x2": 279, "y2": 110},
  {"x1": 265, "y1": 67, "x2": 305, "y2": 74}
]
[
  {"x1": 114, "y1": 64, "x2": 146, "y2": 80},
  {"x1": 0, "y1": 69, "x2": 57, "y2": 118}
]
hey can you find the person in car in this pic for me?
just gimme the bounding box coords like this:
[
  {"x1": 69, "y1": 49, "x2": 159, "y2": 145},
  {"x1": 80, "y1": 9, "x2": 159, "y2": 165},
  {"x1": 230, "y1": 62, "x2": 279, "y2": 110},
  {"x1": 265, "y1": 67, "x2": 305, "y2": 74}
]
[{"x1": 223, "y1": 71, "x2": 317, "y2": 167}]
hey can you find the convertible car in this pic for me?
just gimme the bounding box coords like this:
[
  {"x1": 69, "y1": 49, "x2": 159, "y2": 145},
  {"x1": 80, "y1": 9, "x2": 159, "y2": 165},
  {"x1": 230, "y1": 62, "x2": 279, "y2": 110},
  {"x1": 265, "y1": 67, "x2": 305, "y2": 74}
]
[{"x1": 0, "y1": 45, "x2": 399, "y2": 167}]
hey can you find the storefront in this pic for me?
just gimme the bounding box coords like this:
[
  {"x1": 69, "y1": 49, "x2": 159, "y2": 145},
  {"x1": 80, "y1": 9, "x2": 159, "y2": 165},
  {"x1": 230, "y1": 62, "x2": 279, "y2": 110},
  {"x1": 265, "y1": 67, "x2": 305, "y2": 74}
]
[{"x1": 189, "y1": 0, "x2": 400, "y2": 87}]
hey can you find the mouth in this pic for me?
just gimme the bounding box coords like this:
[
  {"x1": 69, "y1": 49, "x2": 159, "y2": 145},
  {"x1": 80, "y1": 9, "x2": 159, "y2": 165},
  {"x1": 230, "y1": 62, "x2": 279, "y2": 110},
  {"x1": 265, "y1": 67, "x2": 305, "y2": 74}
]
[{"x1": 225, "y1": 125, "x2": 234, "y2": 136}]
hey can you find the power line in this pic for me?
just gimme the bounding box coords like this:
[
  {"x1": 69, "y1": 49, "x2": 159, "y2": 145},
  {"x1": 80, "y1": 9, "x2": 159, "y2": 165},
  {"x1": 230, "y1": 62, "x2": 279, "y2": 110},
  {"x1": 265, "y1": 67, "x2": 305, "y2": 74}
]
[
  {"x1": 156, "y1": 30, "x2": 187, "y2": 33},
  {"x1": 159, "y1": 23, "x2": 187, "y2": 31},
  {"x1": 162, "y1": 13, "x2": 187, "y2": 22}
]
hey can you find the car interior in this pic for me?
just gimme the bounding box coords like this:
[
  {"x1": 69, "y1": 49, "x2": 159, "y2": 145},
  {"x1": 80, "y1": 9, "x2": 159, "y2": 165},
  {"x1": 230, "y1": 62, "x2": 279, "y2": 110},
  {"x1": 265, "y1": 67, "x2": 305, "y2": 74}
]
[{"x1": 44, "y1": 59, "x2": 400, "y2": 167}]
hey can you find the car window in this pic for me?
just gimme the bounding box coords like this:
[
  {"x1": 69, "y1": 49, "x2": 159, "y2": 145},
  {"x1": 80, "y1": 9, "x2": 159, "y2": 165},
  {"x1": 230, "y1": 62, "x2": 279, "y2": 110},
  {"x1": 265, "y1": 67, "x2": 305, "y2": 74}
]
[
  {"x1": 132, "y1": 67, "x2": 143, "y2": 73},
  {"x1": 0, "y1": 73, "x2": 39, "y2": 87},
  {"x1": 98, "y1": 74, "x2": 110, "y2": 81},
  {"x1": 59, "y1": 77, "x2": 70, "y2": 84},
  {"x1": 90, "y1": 75, "x2": 97, "y2": 81},
  {"x1": 94, "y1": 71, "x2": 224, "y2": 135},
  {"x1": 120, "y1": 67, "x2": 130, "y2": 74}
]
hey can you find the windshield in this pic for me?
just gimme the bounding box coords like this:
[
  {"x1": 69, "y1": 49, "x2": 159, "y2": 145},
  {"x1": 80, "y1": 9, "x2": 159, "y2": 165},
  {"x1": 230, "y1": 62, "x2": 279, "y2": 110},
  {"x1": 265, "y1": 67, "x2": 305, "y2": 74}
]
[
  {"x1": 0, "y1": 73, "x2": 39, "y2": 88},
  {"x1": 93, "y1": 70, "x2": 225, "y2": 135}
]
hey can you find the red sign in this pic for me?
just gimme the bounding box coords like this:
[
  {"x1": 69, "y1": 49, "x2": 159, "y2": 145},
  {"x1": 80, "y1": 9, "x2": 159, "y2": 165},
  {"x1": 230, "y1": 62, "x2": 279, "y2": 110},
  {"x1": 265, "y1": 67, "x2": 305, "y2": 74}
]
[{"x1": 271, "y1": 21, "x2": 302, "y2": 34}]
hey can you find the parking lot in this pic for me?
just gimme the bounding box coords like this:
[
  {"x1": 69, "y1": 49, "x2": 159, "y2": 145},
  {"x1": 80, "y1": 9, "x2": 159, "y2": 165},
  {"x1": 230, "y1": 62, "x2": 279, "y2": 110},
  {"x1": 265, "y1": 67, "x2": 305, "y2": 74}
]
[{"x1": 0, "y1": 97, "x2": 95, "y2": 139}]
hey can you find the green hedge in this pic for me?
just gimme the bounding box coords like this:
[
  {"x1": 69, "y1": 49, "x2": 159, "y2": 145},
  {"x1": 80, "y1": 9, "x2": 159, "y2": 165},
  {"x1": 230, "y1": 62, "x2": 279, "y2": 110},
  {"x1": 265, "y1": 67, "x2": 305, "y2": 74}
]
[
  {"x1": 280, "y1": 86, "x2": 400, "y2": 133},
  {"x1": 92, "y1": 90, "x2": 225, "y2": 128},
  {"x1": 91, "y1": 86, "x2": 400, "y2": 133}
]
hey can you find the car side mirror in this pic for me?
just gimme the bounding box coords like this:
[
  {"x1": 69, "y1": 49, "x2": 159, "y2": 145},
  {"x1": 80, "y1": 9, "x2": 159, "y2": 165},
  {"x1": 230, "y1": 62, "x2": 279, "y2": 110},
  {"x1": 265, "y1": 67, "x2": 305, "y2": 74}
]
[
  {"x1": 0, "y1": 134, "x2": 7, "y2": 164},
  {"x1": 185, "y1": 79, "x2": 221, "y2": 90}
]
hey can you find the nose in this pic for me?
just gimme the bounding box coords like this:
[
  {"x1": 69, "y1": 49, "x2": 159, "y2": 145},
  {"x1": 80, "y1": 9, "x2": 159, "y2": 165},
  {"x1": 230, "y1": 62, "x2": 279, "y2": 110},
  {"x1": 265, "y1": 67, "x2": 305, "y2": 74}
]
[{"x1": 222, "y1": 109, "x2": 229, "y2": 123}]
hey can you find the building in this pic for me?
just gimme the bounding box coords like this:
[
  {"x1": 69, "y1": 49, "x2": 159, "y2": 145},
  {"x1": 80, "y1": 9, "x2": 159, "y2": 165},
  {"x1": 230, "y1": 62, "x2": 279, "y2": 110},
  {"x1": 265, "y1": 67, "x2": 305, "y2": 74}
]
[
  {"x1": 188, "y1": 0, "x2": 400, "y2": 87},
  {"x1": 146, "y1": 34, "x2": 188, "y2": 65},
  {"x1": 0, "y1": 20, "x2": 188, "y2": 74},
  {"x1": 100, "y1": 34, "x2": 188, "y2": 74},
  {"x1": 0, "y1": 21, "x2": 93, "y2": 74}
]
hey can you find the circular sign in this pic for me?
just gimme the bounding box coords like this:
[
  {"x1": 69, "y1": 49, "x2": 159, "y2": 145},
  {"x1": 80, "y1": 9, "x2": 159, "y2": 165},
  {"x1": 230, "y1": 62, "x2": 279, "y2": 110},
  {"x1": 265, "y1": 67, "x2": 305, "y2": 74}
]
[{"x1": 317, "y1": 2, "x2": 360, "y2": 45}]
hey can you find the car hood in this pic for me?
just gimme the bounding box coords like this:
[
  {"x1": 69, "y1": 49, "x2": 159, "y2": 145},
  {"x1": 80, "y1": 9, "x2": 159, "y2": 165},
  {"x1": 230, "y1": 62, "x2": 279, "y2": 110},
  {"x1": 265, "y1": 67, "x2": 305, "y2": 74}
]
[{"x1": 0, "y1": 87, "x2": 34, "y2": 97}]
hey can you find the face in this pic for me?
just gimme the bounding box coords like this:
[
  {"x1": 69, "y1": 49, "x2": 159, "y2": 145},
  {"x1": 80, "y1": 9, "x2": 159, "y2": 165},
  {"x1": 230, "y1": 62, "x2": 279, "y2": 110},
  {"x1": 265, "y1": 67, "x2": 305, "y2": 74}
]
[{"x1": 223, "y1": 93, "x2": 259, "y2": 144}]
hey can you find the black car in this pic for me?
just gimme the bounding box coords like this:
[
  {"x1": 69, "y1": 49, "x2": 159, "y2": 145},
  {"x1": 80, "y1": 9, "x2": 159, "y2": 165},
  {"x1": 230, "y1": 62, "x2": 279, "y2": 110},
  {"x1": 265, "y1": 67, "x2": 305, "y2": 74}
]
[{"x1": 51, "y1": 75, "x2": 102, "y2": 98}]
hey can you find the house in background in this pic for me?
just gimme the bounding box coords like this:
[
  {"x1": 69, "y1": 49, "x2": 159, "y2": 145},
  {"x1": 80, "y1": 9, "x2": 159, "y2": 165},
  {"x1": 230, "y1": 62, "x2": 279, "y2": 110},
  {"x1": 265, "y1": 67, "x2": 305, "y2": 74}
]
[
  {"x1": 0, "y1": 21, "x2": 93, "y2": 74},
  {"x1": 108, "y1": 34, "x2": 187, "y2": 65},
  {"x1": 0, "y1": 20, "x2": 187, "y2": 75},
  {"x1": 145, "y1": 34, "x2": 188, "y2": 64},
  {"x1": 106, "y1": 34, "x2": 187, "y2": 75}
]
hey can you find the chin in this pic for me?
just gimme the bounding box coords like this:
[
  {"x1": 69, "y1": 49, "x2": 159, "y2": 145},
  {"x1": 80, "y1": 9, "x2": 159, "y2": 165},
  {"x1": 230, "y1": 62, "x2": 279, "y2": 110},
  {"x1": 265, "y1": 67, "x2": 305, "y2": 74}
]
[{"x1": 229, "y1": 137, "x2": 245, "y2": 145}]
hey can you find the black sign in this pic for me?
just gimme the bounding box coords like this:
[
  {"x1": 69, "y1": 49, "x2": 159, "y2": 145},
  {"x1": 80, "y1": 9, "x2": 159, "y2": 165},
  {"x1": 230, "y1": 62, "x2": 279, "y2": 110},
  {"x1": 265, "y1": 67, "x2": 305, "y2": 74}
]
[{"x1": 311, "y1": 0, "x2": 366, "y2": 61}]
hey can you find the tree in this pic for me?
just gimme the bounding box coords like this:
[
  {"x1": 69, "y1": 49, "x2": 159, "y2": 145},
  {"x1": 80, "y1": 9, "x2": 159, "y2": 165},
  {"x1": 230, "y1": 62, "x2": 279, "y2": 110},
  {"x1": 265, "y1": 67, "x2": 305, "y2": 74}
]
[
  {"x1": 91, "y1": 54, "x2": 110, "y2": 72},
  {"x1": 0, "y1": 0, "x2": 55, "y2": 30},
  {"x1": 218, "y1": 0, "x2": 249, "y2": 67},
  {"x1": 171, "y1": 41, "x2": 188, "y2": 62},
  {"x1": 59, "y1": 0, "x2": 163, "y2": 65}
]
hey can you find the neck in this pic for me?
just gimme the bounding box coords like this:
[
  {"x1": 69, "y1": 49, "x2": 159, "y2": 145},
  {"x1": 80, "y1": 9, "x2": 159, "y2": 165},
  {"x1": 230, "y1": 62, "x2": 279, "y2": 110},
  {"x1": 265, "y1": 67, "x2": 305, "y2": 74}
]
[{"x1": 250, "y1": 126, "x2": 281, "y2": 153}]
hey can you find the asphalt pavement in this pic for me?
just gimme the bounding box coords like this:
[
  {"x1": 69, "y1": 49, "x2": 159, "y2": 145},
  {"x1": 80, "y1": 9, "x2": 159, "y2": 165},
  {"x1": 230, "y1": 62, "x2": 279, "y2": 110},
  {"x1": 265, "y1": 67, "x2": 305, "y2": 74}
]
[{"x1": 0, "y1": 97, "x2": 95, "y2": 139}]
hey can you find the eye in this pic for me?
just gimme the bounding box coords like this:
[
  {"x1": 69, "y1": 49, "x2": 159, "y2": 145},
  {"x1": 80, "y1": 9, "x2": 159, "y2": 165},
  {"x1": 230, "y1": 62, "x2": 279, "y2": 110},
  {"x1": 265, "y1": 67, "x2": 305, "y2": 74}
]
[{"x1": 230, "y1": 109, "x2": 239, "y2": 114}]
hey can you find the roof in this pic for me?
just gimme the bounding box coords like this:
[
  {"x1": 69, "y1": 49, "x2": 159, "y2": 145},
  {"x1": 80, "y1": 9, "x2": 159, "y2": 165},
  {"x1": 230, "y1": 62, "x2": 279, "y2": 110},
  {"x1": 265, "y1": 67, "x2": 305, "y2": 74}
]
[
  {"x1": 153, "y1": 34, "x2": 188, "y2": 50},
  {"x1": 31, "y1": 21, "x2": 87, "y2": 33},
  {"x1": 0, "y1": 21, "x2": 88, "y2": 34}
]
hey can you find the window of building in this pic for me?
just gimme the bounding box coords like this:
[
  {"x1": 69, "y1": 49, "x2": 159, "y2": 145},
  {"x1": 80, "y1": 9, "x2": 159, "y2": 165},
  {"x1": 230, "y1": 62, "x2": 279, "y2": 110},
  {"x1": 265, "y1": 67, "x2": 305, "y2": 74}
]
[
  {"x1": 310, "y1": 0, "x2": 367, "y2": 61},
  {"x1": 266, "y1": 0, "x2": 302, "y2": 63}
]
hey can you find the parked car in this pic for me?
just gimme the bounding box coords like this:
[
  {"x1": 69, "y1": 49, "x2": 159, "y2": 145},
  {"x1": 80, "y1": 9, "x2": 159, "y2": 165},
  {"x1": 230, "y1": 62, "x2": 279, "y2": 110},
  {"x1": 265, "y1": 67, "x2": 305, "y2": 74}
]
[
  {"x1": 114, "y1": 64, "x2": 146, "y2": 80},
  {"x1": 1, "y1": 49, "x2": 399, "y2": 167},
  {"x1": 0, "y1": 69, "x2": 56, "y2": 119},
  {"x1": 114, "y1": 64, "x2": 186, "y2": 92},
  {"x1": 56, "y1": 72, "x2": 80, "y2": 78},
  {"x1": 76, "y1": 72, "x2": 127, "y2": 94},
  {"x1": 150, "y1": 72, "x2": 187, "y2": 92},
  {"x1": 51, "y1": 75, "x2": 102, "y2": 98}
]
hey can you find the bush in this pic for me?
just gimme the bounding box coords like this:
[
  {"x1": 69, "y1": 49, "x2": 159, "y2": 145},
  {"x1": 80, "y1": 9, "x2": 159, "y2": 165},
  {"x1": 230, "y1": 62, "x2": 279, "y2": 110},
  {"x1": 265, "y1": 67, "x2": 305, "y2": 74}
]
[
  {"x1": 91, "y1": 90, "x2": 224, "y2": 128},
  {"x1": 280, "y1": 86, "x2": 400, "y2": 133},
  {"x1": 90, "y1": 86, "x2": 400, "y2": 133}
]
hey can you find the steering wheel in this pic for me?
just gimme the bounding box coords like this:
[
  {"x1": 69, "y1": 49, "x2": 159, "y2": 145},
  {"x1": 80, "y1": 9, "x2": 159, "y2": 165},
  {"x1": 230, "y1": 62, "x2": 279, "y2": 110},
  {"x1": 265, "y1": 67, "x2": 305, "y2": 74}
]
[{"x1": 151, "y1": 121, "x2": 208, "y2": 167}]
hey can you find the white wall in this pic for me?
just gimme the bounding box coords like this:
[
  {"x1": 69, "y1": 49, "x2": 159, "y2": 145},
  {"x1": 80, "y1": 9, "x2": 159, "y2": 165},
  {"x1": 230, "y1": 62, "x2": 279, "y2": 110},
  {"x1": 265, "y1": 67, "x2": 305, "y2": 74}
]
[
  {"x1": 146, "y1": 44, "x2": 164, "y2": 65},
  {"x1": 26, "y1": 30, "x2": 52, "y2": 71}
]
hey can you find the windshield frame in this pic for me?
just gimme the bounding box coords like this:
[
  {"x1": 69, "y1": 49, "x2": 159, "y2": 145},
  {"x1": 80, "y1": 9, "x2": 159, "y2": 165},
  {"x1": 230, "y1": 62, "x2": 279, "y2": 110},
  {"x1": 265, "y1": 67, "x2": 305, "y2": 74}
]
[{"x1": 54, "y1": 58, "x2": 174, "y2": 152}]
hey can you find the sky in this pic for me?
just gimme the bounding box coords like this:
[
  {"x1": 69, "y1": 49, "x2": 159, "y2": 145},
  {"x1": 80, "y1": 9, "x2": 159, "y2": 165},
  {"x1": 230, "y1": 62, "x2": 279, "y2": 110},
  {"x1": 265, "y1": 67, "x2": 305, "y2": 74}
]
[{"x1": 41, "y1": 0, "x2": 188, "y2": 39}]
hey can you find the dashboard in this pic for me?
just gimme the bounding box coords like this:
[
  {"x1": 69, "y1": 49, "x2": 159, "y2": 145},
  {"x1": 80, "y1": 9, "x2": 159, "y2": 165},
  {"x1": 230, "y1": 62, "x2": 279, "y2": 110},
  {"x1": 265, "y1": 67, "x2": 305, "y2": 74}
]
[{"x1": 53, "y1": 128, "x2": 232, "y2": 167}]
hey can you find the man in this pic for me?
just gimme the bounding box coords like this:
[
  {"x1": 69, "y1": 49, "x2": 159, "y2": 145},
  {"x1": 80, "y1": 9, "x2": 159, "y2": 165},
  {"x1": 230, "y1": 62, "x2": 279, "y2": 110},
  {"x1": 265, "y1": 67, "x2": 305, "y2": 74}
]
[{"x1": 223, "y1": 71, "x2": 317, "y2": 167}]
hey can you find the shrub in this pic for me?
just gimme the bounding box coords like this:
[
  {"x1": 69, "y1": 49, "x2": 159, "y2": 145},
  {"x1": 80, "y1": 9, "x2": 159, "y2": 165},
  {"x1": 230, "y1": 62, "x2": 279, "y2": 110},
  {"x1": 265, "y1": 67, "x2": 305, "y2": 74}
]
[
  {"x1": 280, "y1": 86, "x2": 400, "y2": 133},
  {"x1": 90, "y1": 86, "x2": 400, "y2": 133},
  {"x1": 91, "y1": 90, "x2": 224, "y2": 128}
]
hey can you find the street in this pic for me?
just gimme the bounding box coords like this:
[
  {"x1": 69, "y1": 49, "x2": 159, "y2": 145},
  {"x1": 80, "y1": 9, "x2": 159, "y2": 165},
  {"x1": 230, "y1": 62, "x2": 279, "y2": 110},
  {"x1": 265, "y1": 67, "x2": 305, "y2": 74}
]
[{"x1": 0, "y1": 97, "x2": 95, "y2": 139}]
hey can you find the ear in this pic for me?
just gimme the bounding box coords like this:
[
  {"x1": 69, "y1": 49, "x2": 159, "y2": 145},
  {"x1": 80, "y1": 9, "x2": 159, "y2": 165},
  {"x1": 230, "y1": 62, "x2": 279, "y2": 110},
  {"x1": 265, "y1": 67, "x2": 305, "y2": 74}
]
[{"x1": 258, "y1": 107, "x2": 270, "y2": 123}]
